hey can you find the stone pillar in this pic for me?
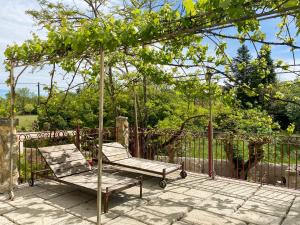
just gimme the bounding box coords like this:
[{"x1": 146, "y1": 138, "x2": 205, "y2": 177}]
[
  {"x1": 116, "y1": 116, "x2": 129, "y2": 147},
  {"x1": 0, "y1": 118, "x2": 19, "y2": 194}
]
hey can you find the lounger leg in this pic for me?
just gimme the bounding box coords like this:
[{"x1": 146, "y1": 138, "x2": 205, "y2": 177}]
[
  {"x1": 104, "y1": 188, "x2": 109, "y2": 213},
  {"x1": 180, "y1": 162, "x2": 187, "y2": 179},
  {"x1": 163, "y1": 168, "x2": 166, "y2": 180},
  {"x1": 139, "y1": 176, "x2": 143, "y2": 198},
  {"x1": 29, "y1": 171, "x2": 35, "y2": 187},
  {"x1": 159, "y1": 169, "x2": 167, "y2": 188}
]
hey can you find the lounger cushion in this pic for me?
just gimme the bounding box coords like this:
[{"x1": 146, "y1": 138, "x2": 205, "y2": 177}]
[
  {"x1": 102, "y1": 142, "x2": 182, "y2": 174},
  {"x1": 115, "y1": 158, "x2": 181, "y2": 174},
  {"x1": 102, "y1": 142, "x2": 132, "y2": 162},
  {"x1": 39, "y1": 144, "x2": 91, "y2": 178},
  {"x1": 60, "y1": 169, "x2": 139, "y2": 192}
]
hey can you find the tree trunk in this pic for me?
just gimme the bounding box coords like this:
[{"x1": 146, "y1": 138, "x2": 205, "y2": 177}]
[{"x1": 223, "y1": 137, "x2": 267, "y2": 180}]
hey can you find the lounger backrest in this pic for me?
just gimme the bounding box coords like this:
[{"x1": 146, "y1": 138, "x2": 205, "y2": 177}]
[
  {"x1": 38, "y1": 144, "x2": 91, "y2": 178},
  {"x1": 102, "y1": 142, "x2": 132, "y2": 162}
]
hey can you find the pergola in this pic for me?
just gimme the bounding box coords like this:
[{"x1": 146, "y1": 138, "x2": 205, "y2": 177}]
[{"x1": 6, "y1": 2, "x2": 300, "y2": 224}]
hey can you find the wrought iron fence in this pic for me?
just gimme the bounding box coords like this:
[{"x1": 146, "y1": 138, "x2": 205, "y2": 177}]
[
  {"x1": 16, "y1": 127, "x2": 300, "y2": 190},
  {"x1": 129, "y1": 129, "x2": 300, "y2": 190}
]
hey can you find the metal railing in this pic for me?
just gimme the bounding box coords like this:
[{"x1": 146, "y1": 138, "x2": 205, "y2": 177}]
[
  {"x1": 129, "y1": 129, "x2": 300, "y2": 190},
  {"x1": 16, "y1": 127, "x2": 300, "y2": 190}
]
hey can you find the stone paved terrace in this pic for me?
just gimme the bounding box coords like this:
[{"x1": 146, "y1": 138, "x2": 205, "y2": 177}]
[{"x1": 1, "y1": 168, "x2": 300, "y2": 225}]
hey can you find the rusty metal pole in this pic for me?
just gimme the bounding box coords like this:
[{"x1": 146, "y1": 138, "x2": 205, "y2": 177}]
[
  {"x1": 9, "y1": 61, "x2": 15, "y2": 200},
  {"x1": 207, "y1": 72, "x2": 215, "y2": 179},
  {"x1": 133, "y1": 85, "x2": 140, "y2": 158},
  {"x1": 97, "y1": 48, "x2": 105, "y2": 225},
  {"x1": 76, "y1": 124, "x2": 80, "y2": 151}
]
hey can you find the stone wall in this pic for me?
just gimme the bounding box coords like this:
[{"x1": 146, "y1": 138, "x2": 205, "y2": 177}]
[
  {"x1": 0, "y1": 119, "x2": 19, "y2": 194},
  {"x1": 116, "y1": 116, "x2": 129, "y2": 147}
]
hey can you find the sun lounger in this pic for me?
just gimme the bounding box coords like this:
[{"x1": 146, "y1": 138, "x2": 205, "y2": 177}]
[
  {"x1": 29, "y1": 144, "x2": 142, "y2": 213},
  {"x1": 102, "y1": 142, "x2": 187, "y2": 188}
]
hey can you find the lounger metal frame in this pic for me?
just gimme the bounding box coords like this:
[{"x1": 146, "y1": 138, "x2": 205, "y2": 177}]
[
  {"x1": 102, "y1": 143, "x2": 187, "y2": 188},
  {"x1": 29, "y1": 145, "x2": 143, "y2": 213}
]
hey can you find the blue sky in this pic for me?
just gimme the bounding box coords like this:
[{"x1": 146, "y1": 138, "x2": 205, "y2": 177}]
[{"x1": 0, "y1": 1, "x2": 299, "y2": 97}]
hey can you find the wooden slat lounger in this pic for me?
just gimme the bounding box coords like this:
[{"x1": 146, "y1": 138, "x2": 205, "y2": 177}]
[
  {"x1": 102, "y1": 142, "x2": 187, "y2": 188},
  {"x1": 29, "y1": 144, "x2": 142, "y2": 213}
]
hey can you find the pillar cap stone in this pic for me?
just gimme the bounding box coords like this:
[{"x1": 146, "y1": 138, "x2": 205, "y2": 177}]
[
  {"x1": 116, "y1": 116, "x2": 128, "y2": 120},
  {"x1": 0, "y1": 118, "x2": 19, "y2": 126}
]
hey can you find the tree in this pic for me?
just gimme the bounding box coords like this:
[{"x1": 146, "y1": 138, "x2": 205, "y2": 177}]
[
  {"x1": 24, "y1": 103, "x2": 35, "y2": 114},
  {"x1": 4, "y1": 0, "x2": 300, "y2": 183},
  {"x1": 252, "y1": 45, "x2": 277, "y2": 109},
  {"x1": 230, "y1": 44, "x2": 277, "y2": 110},
  {"x1": 0, "y1": 97, "x2": 9, "y2": 117},
  {"x1": 230, "y1": 44, "x2": 256, "y2": 108},
  {"x1": 13, "y1": 88, "x2": 37, "y2": 115},
  {"x1": 285, "y1": 80, "x2": 300, "y2": 131}
]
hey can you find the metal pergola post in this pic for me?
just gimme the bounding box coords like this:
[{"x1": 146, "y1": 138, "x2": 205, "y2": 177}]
[
  {"x1": 9, "y1": 61, "x2": 15, "y2": 200},
  {"x1": 207, "y1": 72, "x2": 215, "y2": 179},
  {"x1": 97, "y1": 48, "x2": 105, "y2": 225},
  {"x1": 133, "y1": 84, "x2": 140, "y2": 158}
]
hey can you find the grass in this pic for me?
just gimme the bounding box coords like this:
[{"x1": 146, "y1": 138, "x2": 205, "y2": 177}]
[{"x1": 16, "y1": 115, "x2": 38, "y2": 131}]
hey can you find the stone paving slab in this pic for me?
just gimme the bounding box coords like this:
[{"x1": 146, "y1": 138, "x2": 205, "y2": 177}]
[
  {"x1": 0, "y1": 202, "x2": 16, "y2": 215},
  {"x1": 14, "y1": 185, "x2": 46, "y2": 197},
  {"x1": 0, "y1": 216, "x2": 15, "y2": 225},
  {"x1": 36, "y1": 180, "x2": 68, "y2": 190},
  {"x1": 178, "y1": 209, "x2": 247, "y2": 225},
  {"x1": 231, "y1": 208, "x2": 283, "y2": 225},
  {"x1": 36, "y1": 180, "x2": 77, "y2": 194},
  {"x1": 195, "y1": 193, "x2": 245, "y2": 216},
  {"x1": 56, "y1": 215, "x2": 95, "y2": 225},
  {"x1": 218, "y1": 182, "x2": 259, "y2": 200},
  {"x1": 46, "y1": 190, "x2": 94, "y2": 209},
  {"x1": 8, "y1": 196, "x2": 45, "y2": 208},
  {"x1": 1, "y1": 173, "x2": 300, "y2": 225},
  {"x1": 0, "y1": 193, "x2": 9, "y2": 201},
  {"x1": 254, "y1": 187, "x2": 295, "y2": 202},
  {"x1": 105, "y1": 216, "x2": 147, "y2": 225},
  {"x1": 4, "y1": 203, "x2": 75, "y2": 225},
  {"x1": 290, "y1": 196, "x2": 300, "y2": 210},
  {"x1": 177, "y1": 186, "x2": 214, "y2": 199},
  {"x1": 34, "y1": 189, "x2": 63, "y2": 200},
  {"x1": 241, "y1": 199, "x2": 289, "y2": 217},
  {"x1": 282, "y1": 210, "x2": 300, "y2": 225},
  {"x1": 68, "y1": 194, "x2": 147, "y2": 223},
  {"x1": 281, "y1": 196, "x2": 300, "y2": 225},
  {"x1": 68, "y1": 199, "x2": 118, "y2": 224},
  {"x1": 158, "y1": 190, "x2": 205, "y2": 207},
  {"x1": 170, "y1": 174, "x2": 209, "y2": 187},
  {"x1": 126, "y1": 199, "x2": 190, "y2": 225}
]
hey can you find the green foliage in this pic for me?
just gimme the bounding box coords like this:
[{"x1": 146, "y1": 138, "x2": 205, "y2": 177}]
[
  {"x1": 229, "y1": 44, "x2": 277, "y2": 109},
  {"x1": 216, "y1": 107, "x2": 280, "y2": 134},
  {"x1": 13, "y1": 88, "x2": 37, "y2": 115},
  {"x1": 0, "y1": 97, "x2": 9, "y2": 117},
  {"x1": 183, "y1": 0, "x2": 196, "y2": 16},
  {"x1": 24, "y1": 103, "x2": 35, "y2": 114},
  {"x1": 287, "y1": 123, "x2": 296, "y2": 135},
  {"x1": 37, "y1": 86, "x2": 99, "y2": 130},
  {"x1": 2, "y1": 0, "x2": 300, "y2": 136}
]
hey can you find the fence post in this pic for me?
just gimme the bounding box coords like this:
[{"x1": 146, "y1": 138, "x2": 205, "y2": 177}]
[
  {"x1": 76, "y1": 124, "x2": 80, "y2": 151},
  {"x1": 116, "y1": 116, "x2": 129, "y2": 148},
  {"x1": 0, "y1": 118, "x2": 19, "y2": 194},
  {"x1": 208, "y1": 120, "x2": 215, "y2": 179}
]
